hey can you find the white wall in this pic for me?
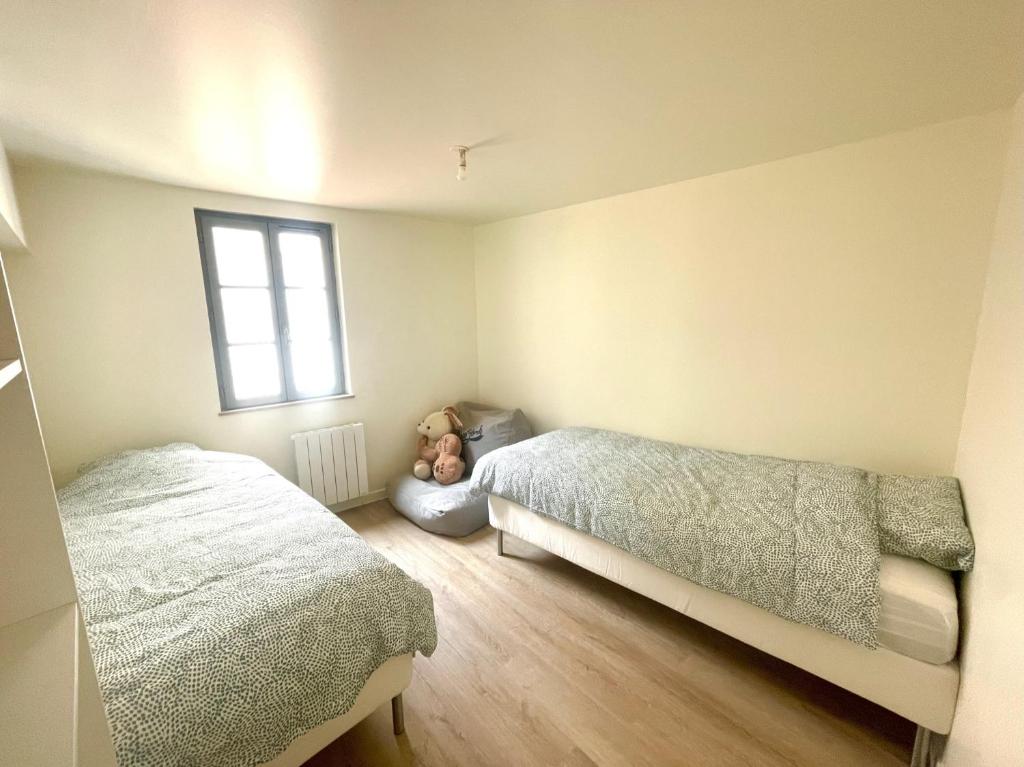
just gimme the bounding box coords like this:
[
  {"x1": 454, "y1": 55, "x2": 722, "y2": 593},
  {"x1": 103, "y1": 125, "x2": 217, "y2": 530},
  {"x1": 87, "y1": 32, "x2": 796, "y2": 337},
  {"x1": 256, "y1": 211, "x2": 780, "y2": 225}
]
[
  {"x1": 474, "y1": 112, "x2": 1010, "y2": 475},
  {"x1": 944, "y1": 95, "x2": 1024, "y2": 766},
  {"x1": 7, "y1": 164, "x2": 478, "y2": 489}
]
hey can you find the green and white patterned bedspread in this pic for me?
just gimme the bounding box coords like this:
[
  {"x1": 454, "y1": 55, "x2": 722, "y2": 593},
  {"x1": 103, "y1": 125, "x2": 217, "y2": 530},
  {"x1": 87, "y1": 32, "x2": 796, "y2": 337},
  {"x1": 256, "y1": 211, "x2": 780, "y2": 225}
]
[
  {"x1": 58, "y1": 444, "x2": 437, "y2": 767},
  {"x1": 473, "y1": 428, "x2": 893, "y2": 646}
]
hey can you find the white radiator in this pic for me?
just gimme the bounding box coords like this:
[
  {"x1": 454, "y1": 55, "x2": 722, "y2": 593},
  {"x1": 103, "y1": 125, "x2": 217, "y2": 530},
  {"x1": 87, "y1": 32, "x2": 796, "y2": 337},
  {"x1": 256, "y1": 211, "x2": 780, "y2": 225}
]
[{"x1": 291, "y1": 423, "x2": 369, "y2": 505}]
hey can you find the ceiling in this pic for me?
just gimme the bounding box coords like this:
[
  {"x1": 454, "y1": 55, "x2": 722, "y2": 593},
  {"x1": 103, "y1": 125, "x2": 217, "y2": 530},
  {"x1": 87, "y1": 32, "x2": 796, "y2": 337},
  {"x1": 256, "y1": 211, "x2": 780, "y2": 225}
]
[{"x1": 2, "y1": 1, "x2": 1023, "y2": 223}]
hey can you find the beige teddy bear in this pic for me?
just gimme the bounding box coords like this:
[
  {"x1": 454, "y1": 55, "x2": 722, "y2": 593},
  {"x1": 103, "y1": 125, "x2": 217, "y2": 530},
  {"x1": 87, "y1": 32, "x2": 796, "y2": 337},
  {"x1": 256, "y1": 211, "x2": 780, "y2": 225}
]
[{"x1": 413, "y1": 406, "x2": 466, "y2": 485}]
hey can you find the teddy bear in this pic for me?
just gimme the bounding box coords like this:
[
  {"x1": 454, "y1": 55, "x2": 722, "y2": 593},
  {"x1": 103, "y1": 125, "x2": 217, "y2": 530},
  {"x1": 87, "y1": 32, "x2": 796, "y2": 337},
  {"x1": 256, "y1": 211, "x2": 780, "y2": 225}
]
[
  {"x1": 429, "y1": 433, "x2": 466, "y2": 485},
  {"x1": 413, "y1": 406, "x2": 466, "y2": 485}
]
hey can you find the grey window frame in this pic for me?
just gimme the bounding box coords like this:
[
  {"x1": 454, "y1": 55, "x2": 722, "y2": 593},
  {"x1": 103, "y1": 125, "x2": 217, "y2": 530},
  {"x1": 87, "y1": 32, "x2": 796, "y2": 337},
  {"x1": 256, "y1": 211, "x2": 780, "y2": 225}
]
[{"x1": 195, "y1": 209, "x2": 347, "y2": 412}]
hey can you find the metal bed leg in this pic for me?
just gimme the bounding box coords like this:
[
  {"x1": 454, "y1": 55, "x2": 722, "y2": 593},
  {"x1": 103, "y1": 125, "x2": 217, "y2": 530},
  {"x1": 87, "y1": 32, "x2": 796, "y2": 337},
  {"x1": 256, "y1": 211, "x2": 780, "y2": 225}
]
[
  {"x1": 391, "y1": 693, "x2": 405, "y2": 735},
  {"x1": 496, "y1": 529, "x2": 504, "y2": 556},
  {"x1": 911, "y1": 726, "x2": 939, "y2": 767}
]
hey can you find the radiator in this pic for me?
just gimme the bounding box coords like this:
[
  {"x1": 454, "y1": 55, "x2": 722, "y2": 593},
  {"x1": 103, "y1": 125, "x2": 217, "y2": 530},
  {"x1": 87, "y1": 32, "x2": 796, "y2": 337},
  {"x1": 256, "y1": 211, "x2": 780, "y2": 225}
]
[{"x1": 291, "y1": 423, "x2": 369, "y2": 505}]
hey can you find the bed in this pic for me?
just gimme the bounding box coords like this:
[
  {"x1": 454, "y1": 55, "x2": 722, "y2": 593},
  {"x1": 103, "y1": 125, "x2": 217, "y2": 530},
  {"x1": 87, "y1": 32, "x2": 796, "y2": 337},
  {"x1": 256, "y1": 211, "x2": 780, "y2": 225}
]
[
  {"x1": 58, "y1": 444, "x2": 437, "y2": 767},
  {"x1": 475, "y1": 428, "x2": 973, "y2": 767}
]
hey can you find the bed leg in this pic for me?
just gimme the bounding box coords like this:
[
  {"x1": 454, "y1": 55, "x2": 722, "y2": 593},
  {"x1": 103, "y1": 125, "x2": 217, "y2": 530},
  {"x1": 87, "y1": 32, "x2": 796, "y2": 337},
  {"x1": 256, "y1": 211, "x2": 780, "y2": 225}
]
[
  {"x1": 496, "y1": 529, "x2": 504, "y2": 556},
  {"x1": 911, "y1": 726, "x2": 939, "y2": 767},
  {"x1": 391, "y1": 693, "x2": 405, "y2": 736}
]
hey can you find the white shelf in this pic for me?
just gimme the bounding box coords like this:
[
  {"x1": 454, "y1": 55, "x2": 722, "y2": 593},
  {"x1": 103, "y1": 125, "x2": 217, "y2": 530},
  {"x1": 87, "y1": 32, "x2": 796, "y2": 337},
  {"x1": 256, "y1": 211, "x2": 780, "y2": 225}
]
[{"x1": 0, "y1": 358, "x2": 22, "y2": 390}]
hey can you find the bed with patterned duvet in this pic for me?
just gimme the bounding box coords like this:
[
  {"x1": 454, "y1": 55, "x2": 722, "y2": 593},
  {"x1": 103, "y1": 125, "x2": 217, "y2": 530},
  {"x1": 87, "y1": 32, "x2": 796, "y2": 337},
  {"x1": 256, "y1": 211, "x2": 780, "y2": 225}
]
[
  {"x1": 473, "y1": 427, "x2": 975, "y2": 762},
  {"x1": 58, "y1": 444, "x2": 437, "y2": 767}
]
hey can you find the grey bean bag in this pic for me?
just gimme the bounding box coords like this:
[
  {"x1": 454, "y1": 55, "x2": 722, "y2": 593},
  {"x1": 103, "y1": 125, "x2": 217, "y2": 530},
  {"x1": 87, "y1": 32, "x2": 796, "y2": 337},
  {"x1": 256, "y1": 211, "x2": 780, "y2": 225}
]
[
  {"x1": 386, "y1": 474, "x2": 488, "y2": 537},
  {"x1": 456, "y1": 401, "x2": 533, "y2": 474},
  {"x1": 388, "y1": 402, "x2": 533, "y2": 536}
]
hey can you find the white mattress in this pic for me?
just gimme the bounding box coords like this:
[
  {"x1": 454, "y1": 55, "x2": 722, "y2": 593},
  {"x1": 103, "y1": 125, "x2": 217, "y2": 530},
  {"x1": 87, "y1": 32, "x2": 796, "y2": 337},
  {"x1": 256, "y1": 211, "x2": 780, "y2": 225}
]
[{"x1": 878, "y1": 554, "x2": 959, "y2": 665}]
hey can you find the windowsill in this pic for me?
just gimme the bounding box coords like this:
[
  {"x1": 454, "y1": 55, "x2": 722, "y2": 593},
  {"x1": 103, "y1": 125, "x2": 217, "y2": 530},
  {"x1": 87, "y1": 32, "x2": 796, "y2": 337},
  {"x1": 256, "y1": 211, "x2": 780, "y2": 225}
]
[{"x1": 219, "y1": 392, "x2": 354, "y2": 415}]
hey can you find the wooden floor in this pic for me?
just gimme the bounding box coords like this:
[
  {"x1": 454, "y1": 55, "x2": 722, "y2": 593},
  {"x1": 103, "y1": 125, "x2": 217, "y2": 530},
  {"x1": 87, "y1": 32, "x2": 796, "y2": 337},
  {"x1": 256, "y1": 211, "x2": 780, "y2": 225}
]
[{"x1": 306, "y1": 501, "x2": 914, "y2": 767}]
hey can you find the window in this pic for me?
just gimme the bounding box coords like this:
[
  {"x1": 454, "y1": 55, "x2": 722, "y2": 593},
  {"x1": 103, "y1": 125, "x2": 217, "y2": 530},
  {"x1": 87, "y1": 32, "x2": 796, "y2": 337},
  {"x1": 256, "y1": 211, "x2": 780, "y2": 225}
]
[{"x1": 195, "y1": 210, "x2": 347, "y2": 411}]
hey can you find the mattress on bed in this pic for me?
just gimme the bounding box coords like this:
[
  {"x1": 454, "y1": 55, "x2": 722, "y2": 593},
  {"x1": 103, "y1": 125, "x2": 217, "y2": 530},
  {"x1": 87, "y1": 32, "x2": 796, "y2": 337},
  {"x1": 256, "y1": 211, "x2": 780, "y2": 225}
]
[
  {"x1": 878, "y1": 554, "x2": 959, "y2": 665},
  {"x1": 58, "y1": 444, "x2": 437, "y2": 767},
  {"x1": 473, "y1": 427, "x2": 970, "y2": 650}
]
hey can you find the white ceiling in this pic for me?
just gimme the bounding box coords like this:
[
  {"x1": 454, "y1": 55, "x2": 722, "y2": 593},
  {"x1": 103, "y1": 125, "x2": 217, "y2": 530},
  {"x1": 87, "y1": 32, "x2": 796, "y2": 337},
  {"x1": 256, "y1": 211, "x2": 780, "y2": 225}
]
[{"x1": 2, "y1": 1, "x2": 1023, "y2": 223}]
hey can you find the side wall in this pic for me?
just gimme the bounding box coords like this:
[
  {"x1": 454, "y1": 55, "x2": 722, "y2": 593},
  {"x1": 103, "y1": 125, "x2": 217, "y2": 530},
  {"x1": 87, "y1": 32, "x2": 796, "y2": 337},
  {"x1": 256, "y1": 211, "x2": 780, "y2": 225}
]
[
  {"x1": 944, "y1": 95, "x2": 1024, "y2": 766},
  {"x1": 7, "y1": 164, "x2": 478, "y2": 489},
  {"x1": 473, "y1": 113, "x2": 1010, "y2": 474},
  {"x1": 0, "y1": 138, "x2": 25, "y2": 251}
]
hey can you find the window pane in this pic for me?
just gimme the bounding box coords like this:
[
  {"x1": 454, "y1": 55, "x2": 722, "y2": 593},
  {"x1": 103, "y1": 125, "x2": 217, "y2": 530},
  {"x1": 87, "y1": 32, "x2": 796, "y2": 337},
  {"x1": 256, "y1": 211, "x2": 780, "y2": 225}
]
[
  {"x1": 285, "y1": 288, "x2": 331, "y2": 340},
  {"x1": 290, "y1": 340, "x2": 337, "y2": 395},
  {"x1": 211, "y1": 227, "x2": 268, "y2": 286},
  {"x1": 227, "y1": 344, "x2": 281, "y2": 400},
  {"x1": 279, "y1": 231, "x2": 326, "y2": 287},
  {"x1": 221, "y1": 288, "x2": 276, "y2": 343}
]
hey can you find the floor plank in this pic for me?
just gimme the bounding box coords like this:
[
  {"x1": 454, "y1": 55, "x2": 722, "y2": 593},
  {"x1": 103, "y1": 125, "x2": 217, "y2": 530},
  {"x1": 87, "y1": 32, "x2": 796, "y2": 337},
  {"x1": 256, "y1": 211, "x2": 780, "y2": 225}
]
[{"x1": 305, "y1": 501, "x2": 913, "y2": 766}]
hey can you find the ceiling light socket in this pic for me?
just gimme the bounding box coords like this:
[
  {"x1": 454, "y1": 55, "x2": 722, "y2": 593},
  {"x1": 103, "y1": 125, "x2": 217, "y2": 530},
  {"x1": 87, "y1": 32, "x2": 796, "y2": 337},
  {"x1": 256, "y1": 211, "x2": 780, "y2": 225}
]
[{"x1": 450, "y1": 145, "x2": 468, "y2": 181}]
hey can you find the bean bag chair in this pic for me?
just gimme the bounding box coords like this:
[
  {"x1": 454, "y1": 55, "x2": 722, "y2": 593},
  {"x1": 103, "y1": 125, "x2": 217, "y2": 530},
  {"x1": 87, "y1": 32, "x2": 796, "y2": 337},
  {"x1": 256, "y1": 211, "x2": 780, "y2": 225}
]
[
  {"x1": 387, "y1": 474, "x2": 488, "y2": 537},
  {"x1": 387, "y1": 402, "x2": 533, "y2": 537}
]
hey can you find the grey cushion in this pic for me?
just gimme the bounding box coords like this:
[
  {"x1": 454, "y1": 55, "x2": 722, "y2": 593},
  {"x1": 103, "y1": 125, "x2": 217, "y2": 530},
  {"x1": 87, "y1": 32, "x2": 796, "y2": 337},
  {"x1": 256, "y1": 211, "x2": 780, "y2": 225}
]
[
  {"x1": 387, "y1": 472, "x2": 488, "y2": 537},
  {"x1": 456, "y1": 401, "x2": 533, "y2": 474}
]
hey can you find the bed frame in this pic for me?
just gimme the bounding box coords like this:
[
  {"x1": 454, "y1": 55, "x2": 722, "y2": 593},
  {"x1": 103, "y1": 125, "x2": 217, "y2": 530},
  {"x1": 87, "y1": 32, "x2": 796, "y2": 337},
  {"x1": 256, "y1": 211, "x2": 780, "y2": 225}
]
[
  {"x1": 265, "y1": 653, "x2": 413, "y2": 767},
  {"x1": 489, "y1": 495, "x2": 957, "y2": 767}
]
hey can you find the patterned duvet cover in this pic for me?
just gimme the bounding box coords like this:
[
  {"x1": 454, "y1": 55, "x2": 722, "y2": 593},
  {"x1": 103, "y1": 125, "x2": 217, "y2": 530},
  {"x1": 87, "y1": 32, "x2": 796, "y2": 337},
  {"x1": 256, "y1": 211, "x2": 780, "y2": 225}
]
[
  {"x1": 58, "y1": 444, "x2": 436, "y2": 767},
  {"x1": 474, "y1": 428, "x2": 903, "y2": 646}
]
